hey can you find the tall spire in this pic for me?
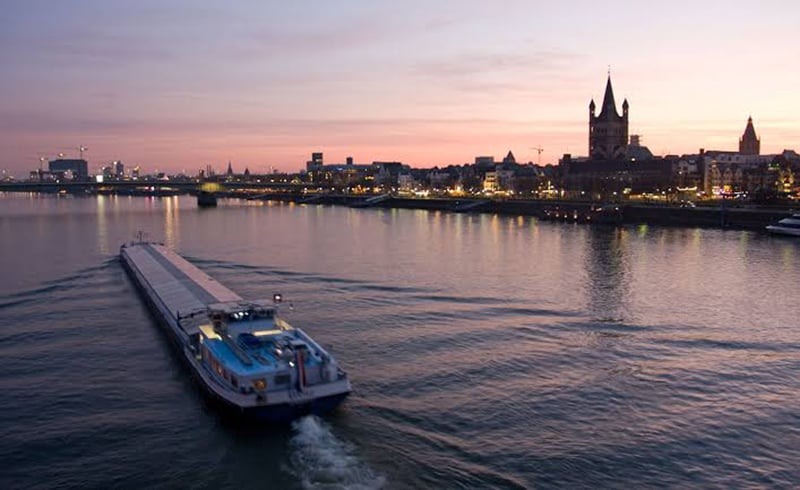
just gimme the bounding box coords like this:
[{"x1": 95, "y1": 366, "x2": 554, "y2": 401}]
[
  {"x1": 598, "y1": 75, "x2": 620, "y2": 119},
  {"x1": 739, "y1": 116, "x2": 760, "y2": 155},
  {"x1": 743, "y1": 116, "x2": 757, "y2": 138}
]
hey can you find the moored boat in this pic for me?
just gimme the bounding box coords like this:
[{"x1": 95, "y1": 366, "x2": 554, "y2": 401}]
[
  {"x1": 588, "y1": 203, "x2": 623, "y2": 224},
  {"x1": 120, "y1": 241, "x2": 351, "y2": 423},
  {"x1": 197, "y1": 190, "x2": 217, "y2": 207},
  {"x1": 766, "y1": 213, "x2": 800, "y2": 237}
]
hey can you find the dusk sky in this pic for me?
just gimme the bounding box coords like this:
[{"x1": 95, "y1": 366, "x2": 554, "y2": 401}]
[{"x1": 2, "y1": 0, "x2": 799, "y2": 176}]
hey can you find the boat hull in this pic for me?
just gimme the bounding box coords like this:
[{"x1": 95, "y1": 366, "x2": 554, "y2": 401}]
[
  {"x1": 197, "y1": 191, "x2": 218, "y2": 207},
  {"x1": 120, "y1": 246, "x2": 350, "y2": 424},
  {"x1": 766, "y1": 225, "x2": 800, "y2": 237},
  {"x1": 199, "y1": 382, "x2": 350, "y2": 423}
]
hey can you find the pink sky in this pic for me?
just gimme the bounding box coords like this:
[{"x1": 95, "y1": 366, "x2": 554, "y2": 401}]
[{"x1": 2, "y1": 1, "x2": 799, "y2": 176}]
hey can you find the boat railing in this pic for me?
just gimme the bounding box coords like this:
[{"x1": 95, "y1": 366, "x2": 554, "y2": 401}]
[{"x1": 275, "y1": 317, "x2": 293, "y2": 331}]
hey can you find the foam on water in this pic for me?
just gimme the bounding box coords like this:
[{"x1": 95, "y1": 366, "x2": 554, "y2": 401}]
[{"x1": 287, "y1": 416, "x2": 385, "y2": 490}]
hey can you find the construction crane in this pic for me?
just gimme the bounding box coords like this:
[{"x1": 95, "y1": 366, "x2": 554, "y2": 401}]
[{"x1": 530, "y1": 147, "x2": 544, "y2": 166}]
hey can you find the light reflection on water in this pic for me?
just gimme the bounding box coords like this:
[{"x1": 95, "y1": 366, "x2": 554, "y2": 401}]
[
  {"x1": 163, "y1": 196, "x2": 180, "y2": 248},
  {"x1": 1, "y1": 193, "x2": 800, "y2": 488}
]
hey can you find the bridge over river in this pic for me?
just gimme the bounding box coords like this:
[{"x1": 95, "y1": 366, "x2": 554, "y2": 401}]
[{"x1": 0, "y1": 180, "x2": 312, "y2": 194}]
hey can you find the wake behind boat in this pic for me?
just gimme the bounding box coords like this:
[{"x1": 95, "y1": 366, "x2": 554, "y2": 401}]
[
  {"x1": 120, "y1": 241, "x2": 351, "y2": 423},
  {"x1": 766, "y1": 213, "x2": 800, "y2": 237}
]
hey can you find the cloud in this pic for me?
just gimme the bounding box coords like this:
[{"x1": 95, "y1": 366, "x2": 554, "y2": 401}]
[
  {"x1": 421, "y1": 16, "x2": 457, "y2": 32},
  {"x1": 415, "y1": 49, "x2": 584, "y2": 78},
  {"x1": 225, "y1": 17, "x2": 395, "y2": 60},
  {"x1": 0, "y1": 108, "x2": 585, "y2": 150},
  {"x1": 35, "y1": 33, "x2": 175, "y2": 66},
  {"x1": 410, "y1": 48, "x2": 587, "y2": 100}
]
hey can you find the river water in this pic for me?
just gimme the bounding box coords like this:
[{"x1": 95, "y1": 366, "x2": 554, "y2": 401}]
[{"x1": 1, "y1": 193, "x2": 799, "y2": 489}]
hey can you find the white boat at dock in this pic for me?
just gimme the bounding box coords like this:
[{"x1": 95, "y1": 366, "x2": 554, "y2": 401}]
[{"x1": 766, "y1": 213, "x2": 800, "y2": 237}]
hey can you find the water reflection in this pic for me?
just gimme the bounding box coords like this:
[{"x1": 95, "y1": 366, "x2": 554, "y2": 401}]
[
  {"x1": 781, "y1": 244, "x2": 797, "y2": 272},
  {"x1": 584, "y1": 226, "x2": 631, "y2": 321},
  {"x1": 96, "y1": 195, "x2": 108, "y2": 254},
  {"x1": 164, "y1": 196, "x2": 180, "y2": 248}
]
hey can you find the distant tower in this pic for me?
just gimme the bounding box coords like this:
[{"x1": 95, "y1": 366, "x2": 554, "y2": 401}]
[
  {"x1": 589, "y1": 76, "x2": 629, "y2": 160},
  {"x1": 739, "y1": 116, "x2": 760, "y2": 155},
  {"x1": 226, "y1": 161, "x2": 234, "y2": 176}
]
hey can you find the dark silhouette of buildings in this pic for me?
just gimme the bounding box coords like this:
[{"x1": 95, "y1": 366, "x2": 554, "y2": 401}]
[
  {"x1": 49, "y1": 158, "x2": 88, "y2": 181},
  {"x1": 626, "y1": 135, "x2": 654, "y2": 161},
  {"x1": 559, "y1": 76, "x2": 673, "y2": 196},
  {"x1": 306, "y1": 152, "x2": 324, "y2": 172},
  {"x1": 739, "y1": 116, "x2": 760, "y2": 155},
  {"x1": 589, "y1": 76, "x2": 629, "y2": 160}
]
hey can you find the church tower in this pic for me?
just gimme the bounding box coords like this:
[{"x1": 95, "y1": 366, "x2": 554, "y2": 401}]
[
  {"x1": 589, "y1": 76, "x2": 629, "y2": 160},
  {"x1": 739, "y1": 116, "x2": 760, "y2": 155}
]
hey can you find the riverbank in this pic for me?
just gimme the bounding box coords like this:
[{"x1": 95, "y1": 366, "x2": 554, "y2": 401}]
[
  {"x1": 2, "y1": 187, "x2": 793, "y2": 231},
  {"x1": 251, "y1": 193, "x2": 793, "y2": 232}
]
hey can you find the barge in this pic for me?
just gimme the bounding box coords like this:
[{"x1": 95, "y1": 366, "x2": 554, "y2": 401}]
[{"x1": 120, "y1": 241, "x2": 351, "y2": 423}]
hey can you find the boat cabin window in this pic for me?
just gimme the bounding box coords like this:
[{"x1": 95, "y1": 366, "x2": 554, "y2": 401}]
[
  {"x1": 228, "y1": 310, "x2": 253, "y2": 322},
  {"x1": 226, "y1": 308, "x2": 275, "y2": 323}
]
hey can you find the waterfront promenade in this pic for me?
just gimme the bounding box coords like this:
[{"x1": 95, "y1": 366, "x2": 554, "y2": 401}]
[{"x1": 1, "y1": 180, "x2": 794, "y2": 231}]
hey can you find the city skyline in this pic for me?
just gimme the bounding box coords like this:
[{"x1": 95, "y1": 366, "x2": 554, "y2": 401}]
[{"x1": 2, "y1": 0, "x2": 799, "y2": 176}]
